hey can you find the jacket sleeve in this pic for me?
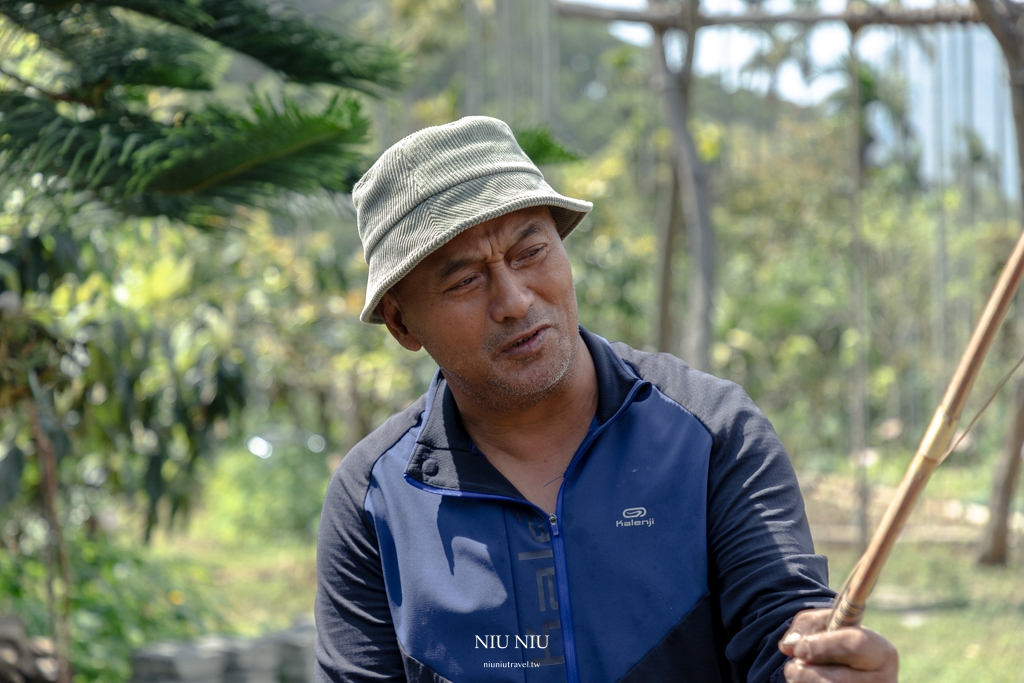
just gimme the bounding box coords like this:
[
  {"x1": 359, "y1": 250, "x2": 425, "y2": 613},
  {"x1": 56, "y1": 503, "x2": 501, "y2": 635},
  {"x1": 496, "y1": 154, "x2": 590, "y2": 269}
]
[
  {"x1": 314, "y1": 453, "x2": 406, "y2": 682},
  {"x1": 614, "y1": 345, "x2": 835, "y2": 683},
  {"x1": 699, "y1": 374, "x2": 835, "y2": 683}
]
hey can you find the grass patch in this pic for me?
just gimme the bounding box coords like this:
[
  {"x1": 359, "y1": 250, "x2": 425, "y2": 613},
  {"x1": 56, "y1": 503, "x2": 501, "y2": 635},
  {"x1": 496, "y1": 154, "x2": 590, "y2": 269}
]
[
  {"x1": 150, "y1": 530, "x2": 317, "y2": 636},
  {"x1": 824, "y1": 543, "x2": 1024, "y2": 683}
]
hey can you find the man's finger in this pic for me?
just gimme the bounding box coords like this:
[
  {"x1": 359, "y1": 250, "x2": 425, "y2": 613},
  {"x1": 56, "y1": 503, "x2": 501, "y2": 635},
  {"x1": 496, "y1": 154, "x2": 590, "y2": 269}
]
[
  {"x1": 784, "y1": 659, "x2": 893, "y2": 683},
  {"x1": 779, "y1": 608, "x2": 831, "y2": 657},
  {"x1": 794, "y1": 627, "x2": 896, "y2": 671},
  {"x1": 788, "y1": 608, "x2": 831, "y2": 637},
  {"x1": 779, "y1": 608, "x2": 898, "y2": 682}
]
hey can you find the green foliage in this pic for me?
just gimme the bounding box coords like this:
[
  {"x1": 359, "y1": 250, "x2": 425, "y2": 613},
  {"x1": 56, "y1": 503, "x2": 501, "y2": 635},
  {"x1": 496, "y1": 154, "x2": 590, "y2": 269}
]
[
  {"x1": 1, "y1": 2, "x2": 222, "y2": 96},
  {"x1": 0, "y1": 91, "x2": 370, "y2": 222},
  {"x1": 199, "y1": 444, "x2": 330, "y2": 543},
  {"x1": 0, "y1": 5, "x2": 405, "y2": 673},
  {"x1": 559, "y1": 124, "x2": 659, "y2": 348},
  {"x1": 0, "y1": 523, "x2": 223, "y2": 683},
  {"x1": 25, "y1": 0, "x2": 405, "y2": 93},
  {"x1": 514, "y1": 127, "x2": 580, "y2": 166},
  {"x1": 710, "y1": 112, "x2": 1017, "y2": 462},
  {"x1": 132, "y1": 95, "x2": 369, "y2": 219},
  {"x1": 0, "y1": 1, "x2": 401, "y2": 223},
  {"x1": 0, "y1": 0, "x2": 401, "y2": 535}
]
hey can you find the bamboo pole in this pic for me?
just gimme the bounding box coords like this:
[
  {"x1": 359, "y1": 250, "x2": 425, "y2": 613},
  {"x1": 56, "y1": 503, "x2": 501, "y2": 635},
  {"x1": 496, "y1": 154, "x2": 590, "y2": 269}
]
[{"x1": 828, "y1": 223, "x2": 1024, "y2": 630}]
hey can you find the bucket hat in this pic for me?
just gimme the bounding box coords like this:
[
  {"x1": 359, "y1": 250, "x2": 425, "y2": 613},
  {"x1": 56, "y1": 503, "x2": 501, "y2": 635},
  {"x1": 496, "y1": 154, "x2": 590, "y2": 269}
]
[{"x1": 353, "y1": 116, "x2": 593, "y2": 324}]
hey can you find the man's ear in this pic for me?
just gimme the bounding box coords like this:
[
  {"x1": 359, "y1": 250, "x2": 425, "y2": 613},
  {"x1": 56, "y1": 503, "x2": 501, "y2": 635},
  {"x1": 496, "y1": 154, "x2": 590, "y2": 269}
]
[{"x1": 377, "y1": 291, "x2": 423, "y2": 352}]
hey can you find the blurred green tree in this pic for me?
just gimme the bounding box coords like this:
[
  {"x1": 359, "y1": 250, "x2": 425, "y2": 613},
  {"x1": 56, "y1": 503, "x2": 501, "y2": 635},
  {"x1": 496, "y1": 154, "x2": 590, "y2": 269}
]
[{"x1": 0, "y1": 2, "x2": 401, "y2": 678}]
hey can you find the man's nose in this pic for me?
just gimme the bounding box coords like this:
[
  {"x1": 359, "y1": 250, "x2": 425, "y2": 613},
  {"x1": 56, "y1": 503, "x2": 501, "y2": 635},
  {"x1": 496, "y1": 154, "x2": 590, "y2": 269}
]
[{"x1": 488, "y1": 267, "x2": 533, "y2": 321}]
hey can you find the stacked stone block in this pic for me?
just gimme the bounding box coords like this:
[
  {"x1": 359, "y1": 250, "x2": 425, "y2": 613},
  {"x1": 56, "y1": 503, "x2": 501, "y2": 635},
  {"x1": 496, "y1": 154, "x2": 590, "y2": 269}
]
[
  {"x1": 131, "y1": 626, "x2": 313, "y2": 683},
  {"x1": 130, "y1": 642, "x2": 226, "y2": 683}
]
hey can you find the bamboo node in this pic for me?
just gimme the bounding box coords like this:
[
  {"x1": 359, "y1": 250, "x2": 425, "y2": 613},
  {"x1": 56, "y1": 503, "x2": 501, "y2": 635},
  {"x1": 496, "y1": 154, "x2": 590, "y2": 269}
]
[
  {"x1": 827, "y1": 596, "x2": 866, "y2": 630},
  {"x1": 919, "y1": 409, "x2": 957, "y2": 464}
]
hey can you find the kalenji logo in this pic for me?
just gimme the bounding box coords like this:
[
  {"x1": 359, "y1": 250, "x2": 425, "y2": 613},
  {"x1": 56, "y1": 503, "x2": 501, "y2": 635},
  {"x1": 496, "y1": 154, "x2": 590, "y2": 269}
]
[{"x1": 617, "y1": 507, "x2": 653, "y2": 528}]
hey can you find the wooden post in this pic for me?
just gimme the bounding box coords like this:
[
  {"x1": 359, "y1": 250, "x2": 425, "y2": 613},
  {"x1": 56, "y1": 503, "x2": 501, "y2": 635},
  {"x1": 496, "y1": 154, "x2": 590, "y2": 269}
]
[
  {"x1": 933, "y1": 27, "x2": 949, "y2": 387},
  {"x1": 654, "y1": 156, "x2": 682, "y2": 352},
  {"x1": 849, "y1": 29, "x2": 871, "y2": 553},
  {"x1": 649, "y1": 8, "x2": 715, "y2": 371},
  {"x1": 464, "y1": 0, "x2": 484, "y2": 116},
  {"x1": 964, "y1": 26, "x2": 977, "y2": 327},
  {"x1": 538, "y1": 0, "x2": 555, "y2": 125}
]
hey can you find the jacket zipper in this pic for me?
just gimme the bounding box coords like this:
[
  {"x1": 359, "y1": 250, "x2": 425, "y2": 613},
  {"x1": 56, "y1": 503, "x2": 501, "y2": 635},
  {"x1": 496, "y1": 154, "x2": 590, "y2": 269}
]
[{"x1": 407, "y1": 378, "x2": 652, "y2": 683}]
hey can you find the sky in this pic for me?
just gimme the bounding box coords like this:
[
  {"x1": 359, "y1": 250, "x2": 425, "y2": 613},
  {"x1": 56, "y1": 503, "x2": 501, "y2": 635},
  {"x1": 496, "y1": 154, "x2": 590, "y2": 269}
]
[{"x1": 573, "y1": 0, "x2": 1018, "y2": 198}]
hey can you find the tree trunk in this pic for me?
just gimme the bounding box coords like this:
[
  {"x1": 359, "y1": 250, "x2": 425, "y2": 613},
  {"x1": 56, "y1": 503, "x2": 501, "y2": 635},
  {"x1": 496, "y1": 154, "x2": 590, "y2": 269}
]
[
  {"x1": 972, "y1": 0, "x2": 1024, "y2": 566},
  {"x1": 654, "y1": 157, "x2": 683, "y2": 352},
  {"x1": 31, "y1": 407, "x2": 72, "y2": 683},
  {"x1": 651, "y1": 26, "x2": 714, "y2": 372},
  {"x1": 970, "y1": 0, "x2": 1024, "y2": 202},
  {"x1": 979, "y1": 374, "x2": 1024, "y2": 564},
  {"x1": 346, "y1": 366, "x2": 373, "y2": 449}
]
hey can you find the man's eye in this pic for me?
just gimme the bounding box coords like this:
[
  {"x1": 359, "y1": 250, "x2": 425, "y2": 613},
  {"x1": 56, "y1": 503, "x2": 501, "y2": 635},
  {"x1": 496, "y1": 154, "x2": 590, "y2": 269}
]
[
  {"x1": 448, "y1": 275, "x2": 477, "y2": 291},
  {"x1": 517, "y1": 246, "x2": 544, "y2": 263}
]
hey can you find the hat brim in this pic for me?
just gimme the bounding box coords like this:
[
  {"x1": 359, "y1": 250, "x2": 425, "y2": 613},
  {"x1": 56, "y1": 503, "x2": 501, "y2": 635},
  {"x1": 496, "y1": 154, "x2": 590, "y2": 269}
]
[{"x1": 360, "y1": 171, "x2": 592, "y2": 324}]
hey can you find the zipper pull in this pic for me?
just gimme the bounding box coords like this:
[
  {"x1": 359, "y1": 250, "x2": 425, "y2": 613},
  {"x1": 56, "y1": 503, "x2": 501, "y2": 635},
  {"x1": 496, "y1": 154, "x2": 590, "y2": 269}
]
[{"x1": 548, "y1": 513, "x2": 560, "y2": 537}]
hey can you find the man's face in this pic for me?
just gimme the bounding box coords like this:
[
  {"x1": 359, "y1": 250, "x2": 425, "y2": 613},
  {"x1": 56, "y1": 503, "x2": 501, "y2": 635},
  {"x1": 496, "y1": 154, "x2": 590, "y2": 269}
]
[{"x1": 377, "y1": 206, "x2": 580, "y2": 412}]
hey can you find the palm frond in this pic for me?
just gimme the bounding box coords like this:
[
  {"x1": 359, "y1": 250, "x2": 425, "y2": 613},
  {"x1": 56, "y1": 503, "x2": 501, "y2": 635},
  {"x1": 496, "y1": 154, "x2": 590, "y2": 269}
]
[
  {"x1": 1, "y1": 91, "x2": 369, "y2": 220},
  {"x1": 0, "y1": 1, "x2": 221, "y2": 101},
  {"x1": 35, "y1": 0, "x2": 215, "y2": 29},
  {"x1": 1, "y1": 1, "x2": 389, "y2": 225},
  {"x1": 135, "y1": 95, "x2": 368, "y2": 202},
  {"x1": 80, "y1": 0, "x2": 405, "y2": 95},
  {"x1": 0, "y1": 92, "x2": 161, "y2": 188}
]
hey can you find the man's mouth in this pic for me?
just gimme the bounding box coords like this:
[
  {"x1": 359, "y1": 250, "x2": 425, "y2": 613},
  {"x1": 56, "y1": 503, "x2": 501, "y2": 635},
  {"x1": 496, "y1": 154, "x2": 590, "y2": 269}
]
[
  {"x1": 502, "y1": 326, "x2": 547, "y2": 354},
  {"x1": 509, "y1": 330, "x2": 540, "y2": 348}
]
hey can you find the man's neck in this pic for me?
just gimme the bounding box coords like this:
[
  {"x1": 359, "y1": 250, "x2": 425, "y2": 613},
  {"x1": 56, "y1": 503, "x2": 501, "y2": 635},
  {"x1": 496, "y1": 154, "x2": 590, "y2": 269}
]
[{"x1": 449, "y1": 334, "x2": 599, "y2": 467}]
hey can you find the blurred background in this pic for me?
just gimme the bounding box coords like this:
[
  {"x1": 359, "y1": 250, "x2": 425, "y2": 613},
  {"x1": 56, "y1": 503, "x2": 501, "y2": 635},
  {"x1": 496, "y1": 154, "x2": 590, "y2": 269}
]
[{"x1": 2, "y1": 0, "x2": 1024, "y2": 680}]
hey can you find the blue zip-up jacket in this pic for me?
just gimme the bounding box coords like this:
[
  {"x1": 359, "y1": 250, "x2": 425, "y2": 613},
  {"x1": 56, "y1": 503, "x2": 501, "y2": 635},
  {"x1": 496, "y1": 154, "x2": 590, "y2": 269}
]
[{"x1": 315, "y1": 329, "x2": 834, "y2": 683}]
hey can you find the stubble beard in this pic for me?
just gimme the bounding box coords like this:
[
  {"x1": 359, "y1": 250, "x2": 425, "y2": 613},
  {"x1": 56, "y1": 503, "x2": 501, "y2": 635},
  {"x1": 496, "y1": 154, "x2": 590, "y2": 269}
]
[{"x1": 440, "y1": 309, "x2": 579, "y2": 414}]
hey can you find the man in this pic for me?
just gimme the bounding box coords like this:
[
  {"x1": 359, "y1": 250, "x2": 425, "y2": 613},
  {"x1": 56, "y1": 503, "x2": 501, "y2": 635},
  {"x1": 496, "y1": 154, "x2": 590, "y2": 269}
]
[{"x1": 314, "y1": 116, "x2": 897, "y2": 683}]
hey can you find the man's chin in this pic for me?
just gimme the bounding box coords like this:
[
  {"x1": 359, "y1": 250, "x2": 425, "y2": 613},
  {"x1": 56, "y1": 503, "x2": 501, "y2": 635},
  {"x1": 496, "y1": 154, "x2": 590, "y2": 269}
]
[
  {"x1": 483, "y1": 357, "x2": 576, "y2": 409},
  {"x1": 440, "y1": 356, "x2": 569, "y2": 412}
]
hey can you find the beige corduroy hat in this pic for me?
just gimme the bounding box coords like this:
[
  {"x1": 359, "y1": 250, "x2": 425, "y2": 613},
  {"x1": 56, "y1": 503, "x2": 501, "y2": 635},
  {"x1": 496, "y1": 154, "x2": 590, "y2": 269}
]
[{"x1": 352, "y1": 116, "x2": 593, "y2": 324}]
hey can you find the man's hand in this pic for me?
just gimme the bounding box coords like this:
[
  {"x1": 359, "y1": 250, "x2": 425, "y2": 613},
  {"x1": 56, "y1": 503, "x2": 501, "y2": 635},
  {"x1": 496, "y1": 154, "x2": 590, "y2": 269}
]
[{"x1": 778, "y1": 608, "x2": 898, "y2": 683}]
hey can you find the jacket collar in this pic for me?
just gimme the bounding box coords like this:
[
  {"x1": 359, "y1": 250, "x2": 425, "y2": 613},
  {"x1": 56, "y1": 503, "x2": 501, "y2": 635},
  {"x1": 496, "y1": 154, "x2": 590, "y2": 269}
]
[{"x1": 405, "y1": 327, "x2": 643, "y2": 497}]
